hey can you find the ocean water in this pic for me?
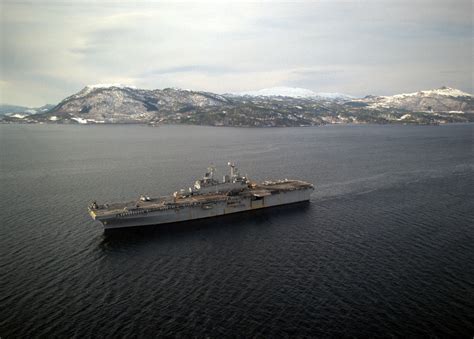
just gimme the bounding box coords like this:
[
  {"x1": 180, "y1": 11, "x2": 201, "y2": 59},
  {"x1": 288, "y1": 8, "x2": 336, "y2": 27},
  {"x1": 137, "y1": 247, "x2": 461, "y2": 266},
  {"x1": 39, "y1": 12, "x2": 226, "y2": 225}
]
[{"x1": 0, "y1": 123, "x2": 473, "y2": 337}]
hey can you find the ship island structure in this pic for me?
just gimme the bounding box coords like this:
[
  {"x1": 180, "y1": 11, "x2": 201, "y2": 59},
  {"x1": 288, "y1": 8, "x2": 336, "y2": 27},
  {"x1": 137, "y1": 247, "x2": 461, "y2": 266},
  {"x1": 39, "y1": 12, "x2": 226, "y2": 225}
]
[{"x1": 89, "y1": 162, "x2": 314, "y2": 229}]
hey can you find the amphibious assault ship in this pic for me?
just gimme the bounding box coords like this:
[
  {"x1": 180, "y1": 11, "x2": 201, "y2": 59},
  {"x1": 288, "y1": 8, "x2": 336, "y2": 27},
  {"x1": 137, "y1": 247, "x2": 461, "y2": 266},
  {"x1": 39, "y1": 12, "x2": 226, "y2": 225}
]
[{"x1": 88, "y1": 162, "x2": 314, "y2": 229}]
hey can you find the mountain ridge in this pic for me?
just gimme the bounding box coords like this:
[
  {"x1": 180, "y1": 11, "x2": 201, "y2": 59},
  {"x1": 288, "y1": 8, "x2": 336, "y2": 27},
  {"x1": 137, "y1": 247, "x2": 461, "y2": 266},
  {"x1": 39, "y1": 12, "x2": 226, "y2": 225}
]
[{"x1": 2, "y1": 85, "x2": 472, "y2": 127}]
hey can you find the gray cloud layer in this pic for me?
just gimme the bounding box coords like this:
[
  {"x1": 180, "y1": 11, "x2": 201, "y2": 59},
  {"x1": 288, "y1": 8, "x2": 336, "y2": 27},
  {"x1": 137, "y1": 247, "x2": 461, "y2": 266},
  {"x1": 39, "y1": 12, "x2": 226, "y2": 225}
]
[{"x1": 1, "y1": 0, "x2": 472, "y2": 106}]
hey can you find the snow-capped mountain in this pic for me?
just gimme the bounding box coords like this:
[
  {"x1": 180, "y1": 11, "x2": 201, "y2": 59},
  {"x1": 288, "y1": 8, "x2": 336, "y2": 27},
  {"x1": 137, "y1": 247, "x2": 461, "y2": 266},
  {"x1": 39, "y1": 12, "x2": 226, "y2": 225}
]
[
  {"x1": 238, "y1": 87, "x2": 317, "y2": 97},
  {"x1": 67, "y1": 84, "x2": 138, "y2": 100},
  {"x1": 42, "y1": 86, "x2": 231, "y2": 124},
  {"x1": 2, "y1": 85, "x2": 472, "y2": 126},
  {"x1": 236, "y1": 87, "x2": 353, "y2": 100},
  {"x1": 313, "y1": 92, "x2": 354, "y2": 100},
  {"x1": 357, "y1": 86, "x2": 473, "y2": 112},
  {"x1": 401, "y1": 87, "x2": 471, "y2": 98}
]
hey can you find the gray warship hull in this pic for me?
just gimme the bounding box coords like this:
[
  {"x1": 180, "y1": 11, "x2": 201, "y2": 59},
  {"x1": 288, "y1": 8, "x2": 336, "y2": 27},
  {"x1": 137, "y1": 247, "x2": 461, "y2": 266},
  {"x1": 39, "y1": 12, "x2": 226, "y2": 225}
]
[
  {"x1": 89, "y1": 163, "x2": 314, "y2": 229},
  {"x1": 89, "y1": 180, "x2": 313, "y2": 229}
]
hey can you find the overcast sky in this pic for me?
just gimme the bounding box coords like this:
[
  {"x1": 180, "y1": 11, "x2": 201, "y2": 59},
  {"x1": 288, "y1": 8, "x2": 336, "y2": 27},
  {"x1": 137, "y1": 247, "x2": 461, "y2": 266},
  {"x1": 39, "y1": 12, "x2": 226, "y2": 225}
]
[{"x1": 1, "y1": 0, "x2": 472, "y2": 106}]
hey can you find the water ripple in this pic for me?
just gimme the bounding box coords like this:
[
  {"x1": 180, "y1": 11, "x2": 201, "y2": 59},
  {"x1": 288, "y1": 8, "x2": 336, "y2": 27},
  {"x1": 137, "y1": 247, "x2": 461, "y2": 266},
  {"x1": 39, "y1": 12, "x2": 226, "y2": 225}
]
[{"x1": 1, "y1": 124, "x2": 473, "y2": 337}]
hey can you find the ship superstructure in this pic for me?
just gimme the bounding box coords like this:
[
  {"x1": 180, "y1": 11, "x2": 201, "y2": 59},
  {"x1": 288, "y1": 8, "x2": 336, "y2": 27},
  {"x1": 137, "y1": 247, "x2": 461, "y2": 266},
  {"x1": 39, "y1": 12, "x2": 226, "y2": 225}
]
[{"x1": 89, "y1": 162, "x2": 314, "y2": 229}]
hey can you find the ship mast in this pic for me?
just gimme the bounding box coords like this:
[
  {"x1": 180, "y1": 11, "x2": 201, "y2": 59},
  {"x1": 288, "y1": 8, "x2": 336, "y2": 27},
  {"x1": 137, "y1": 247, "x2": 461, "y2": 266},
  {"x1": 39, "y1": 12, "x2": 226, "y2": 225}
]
[{"x1": 228, "y1": 161, "x2": 235, "y2": 179}]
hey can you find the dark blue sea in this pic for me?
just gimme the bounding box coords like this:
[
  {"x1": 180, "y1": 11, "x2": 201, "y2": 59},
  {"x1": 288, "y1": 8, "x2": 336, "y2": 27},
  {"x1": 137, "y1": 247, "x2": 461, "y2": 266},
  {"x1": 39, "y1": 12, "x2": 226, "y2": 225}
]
[{"x1": 1, "y1": 123, "x2": 473, "y2": 337}]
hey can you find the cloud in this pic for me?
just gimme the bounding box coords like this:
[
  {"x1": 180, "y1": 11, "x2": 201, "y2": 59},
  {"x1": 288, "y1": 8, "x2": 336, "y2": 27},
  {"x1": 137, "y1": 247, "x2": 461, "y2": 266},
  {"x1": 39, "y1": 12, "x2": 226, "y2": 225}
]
[{"x1": 0, "y1": 0, "x2": 472, "y2": 106}]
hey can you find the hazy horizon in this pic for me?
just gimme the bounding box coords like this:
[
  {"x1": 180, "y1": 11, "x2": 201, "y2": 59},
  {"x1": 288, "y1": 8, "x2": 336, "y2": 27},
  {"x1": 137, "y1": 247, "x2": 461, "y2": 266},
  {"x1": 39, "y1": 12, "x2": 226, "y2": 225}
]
[{"x1": 1, "y1": 0, "x2": 472, "y2": 106}]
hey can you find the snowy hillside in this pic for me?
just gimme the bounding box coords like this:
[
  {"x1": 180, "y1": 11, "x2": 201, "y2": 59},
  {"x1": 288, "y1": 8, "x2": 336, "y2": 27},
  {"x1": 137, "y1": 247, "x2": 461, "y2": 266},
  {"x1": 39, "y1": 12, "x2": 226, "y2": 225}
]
[{"x1": 358, "y1": 86, "x2": 473, "y2": 112}]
